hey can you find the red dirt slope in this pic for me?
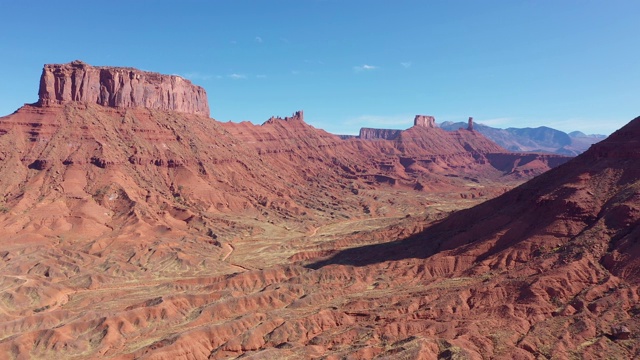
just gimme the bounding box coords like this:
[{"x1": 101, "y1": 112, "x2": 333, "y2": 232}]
[{"x1": 0, "y1": 62, "x2": 576, "y2": 359}]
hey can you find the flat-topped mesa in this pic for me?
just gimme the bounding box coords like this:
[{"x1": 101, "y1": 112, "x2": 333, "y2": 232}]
[
  {"x1": 414, "y1": 115, "x2": 436, "y2": 128},
  {"x1": 37, "y1": 60, "x2": 210, "y2": 116},
  {"x1": 359, "y1": 128, "x2": 402, "y2": 140}
]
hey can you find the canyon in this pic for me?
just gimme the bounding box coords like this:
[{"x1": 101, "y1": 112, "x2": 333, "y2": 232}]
[{"x1": 0, "y1": 61, "x2": 636, "y2": 359}]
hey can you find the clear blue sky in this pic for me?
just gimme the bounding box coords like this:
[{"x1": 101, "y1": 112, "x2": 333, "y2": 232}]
[{"x1": 1, "y1": 0, "x2": 638, "y2": 135}]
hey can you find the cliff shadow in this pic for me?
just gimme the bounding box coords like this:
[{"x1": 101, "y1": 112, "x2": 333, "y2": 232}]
[
  {"x1": 304, "y1": 180, "x2": 573, "y2": 270},
  {"x1": 304, "y1": 229, "x2": 444, "y2": 269}
]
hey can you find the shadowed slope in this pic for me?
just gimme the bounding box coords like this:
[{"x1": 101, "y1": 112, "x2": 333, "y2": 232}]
[
  {"x1": 310, "y1": 116, "x2": 640, "y2": 271},
  {"x1": 301, "y1": 116, "x2": 640, "y2": 358}
]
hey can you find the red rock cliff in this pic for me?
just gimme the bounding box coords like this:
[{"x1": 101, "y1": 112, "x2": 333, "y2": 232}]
[
  {"x1": 358, "y1": 128, "x2": 402, "y2": 140},
  {"x1": 37, "y1": 60, "x2": 210, "y2": 116},
  {"x1": 414, "y1": 115, "x2": 436, "y2": 128}
]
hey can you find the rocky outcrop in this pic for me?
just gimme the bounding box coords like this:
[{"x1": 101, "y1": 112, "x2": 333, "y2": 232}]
[
  {"x1": 468, "y1": 117, "x2": 474, "y2": 131},
  {"x1": 37, "y1": 60, "x2": 209, "y2": 116},
  {"x1": 414, "y1": 115, "x2": 436, "y2": 128},
  {"x1": 611, "y1": 325, "x2": 632, "y2": 340},
  {"x1": 263, "y1": 111, "x2": 304, "y2": 124}
]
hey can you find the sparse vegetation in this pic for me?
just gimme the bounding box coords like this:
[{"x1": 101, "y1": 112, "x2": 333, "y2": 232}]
[{"x1": 93, "y1": 187, "x2": 108, "y2": 198}]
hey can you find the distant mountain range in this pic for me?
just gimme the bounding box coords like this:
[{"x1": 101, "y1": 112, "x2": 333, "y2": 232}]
[{"x1": 439, "y1": 121, "x2": 607, "y2": 155}]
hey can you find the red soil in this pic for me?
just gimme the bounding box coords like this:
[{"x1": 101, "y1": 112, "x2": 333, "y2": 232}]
[{"x1": 0, "y1": 100, "x2": 587, "y2": 359}]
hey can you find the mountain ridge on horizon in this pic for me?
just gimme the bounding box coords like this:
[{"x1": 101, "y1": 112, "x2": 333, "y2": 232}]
[{"x1": 439, "y1": 120, "x2": 607, "y2": 156}]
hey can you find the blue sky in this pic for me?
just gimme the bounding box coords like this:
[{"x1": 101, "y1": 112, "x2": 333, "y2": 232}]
[{"x1": 1, "y1": 0, "x2": 638, "y2": 135}]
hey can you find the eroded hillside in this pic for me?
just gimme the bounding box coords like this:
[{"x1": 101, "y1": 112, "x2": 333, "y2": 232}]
[{"x1": 0, "y1": 62, "x2": 591, "y2": 359}]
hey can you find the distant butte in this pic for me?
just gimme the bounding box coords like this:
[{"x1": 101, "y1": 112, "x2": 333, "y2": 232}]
[
  {"x1": 37, "y1": 60, "x2": 210, "y2": 116},
  {"x1": 354, "y1": 115, "x2": 469, "y2": 141},
  {"x1": 413, "y1": 115, "x2": 436, "y2": 128}
]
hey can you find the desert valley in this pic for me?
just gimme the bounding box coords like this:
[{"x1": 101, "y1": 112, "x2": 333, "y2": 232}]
[{"x1": 0, "y1": 60, "x2": 637, "y2": 360}]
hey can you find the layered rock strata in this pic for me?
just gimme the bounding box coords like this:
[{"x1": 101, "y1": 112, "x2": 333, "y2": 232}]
[
  {"x1": 37, "y1": 60, "x2": 209, "y2": 116},
  {"x1": 414, "y1": 115, "x2": 436, "y2": 128},
  {"x1": 358, "y1": 128, "x2": 402, "y2": 140}
]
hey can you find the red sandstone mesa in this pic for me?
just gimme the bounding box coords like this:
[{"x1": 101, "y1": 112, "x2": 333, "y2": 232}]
[
  {"x1": 413, "y1": 115, "x2": 436, "y2": 128},
  {"x1": 357, "y1": 115, "x2": 437, "y2": 140},
  {"x1": 38, "y1": 60, "x2": 209, "y2": 116}
]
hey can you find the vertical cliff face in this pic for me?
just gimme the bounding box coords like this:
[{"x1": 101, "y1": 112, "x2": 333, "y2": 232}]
[
  {"x1": 37, "y1": 60, "x2": 210, "y2": 116},
  {"x1": 358, "y1": 128, "x2": 402, "y2": 140},
  {"x1": 414, "y1": 115, "x2": 436, "y2": 128}
]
